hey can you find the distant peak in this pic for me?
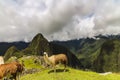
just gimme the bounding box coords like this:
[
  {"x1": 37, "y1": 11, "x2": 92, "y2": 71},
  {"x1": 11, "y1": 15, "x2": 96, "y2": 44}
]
[
  {"x1": 35, "y1": 33, "x2": 44, "y2": 38},
  {"x1": 30, "y1": 33, "x2": 48, "y2": 48}
]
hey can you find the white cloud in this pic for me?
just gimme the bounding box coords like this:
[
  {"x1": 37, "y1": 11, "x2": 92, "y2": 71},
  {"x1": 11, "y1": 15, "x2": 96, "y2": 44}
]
[
  {"x1": 94, "y1": 0, "x2": 120, "y2": 28},
  {"x1": 0, "y1": 0, "x2": 120, "y2": 42}
]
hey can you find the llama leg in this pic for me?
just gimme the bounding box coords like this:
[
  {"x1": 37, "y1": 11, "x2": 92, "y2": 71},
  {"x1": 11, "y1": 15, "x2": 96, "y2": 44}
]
[
  {"x1": 54, "y1": 67, "x2": 56, "y2": 73},
  {"x1": 64, "y1": 63, "x2": 67, "y2": 72},
  {"x1": 12, "y1": 73, "x2": 17, "y2": 80},
  {"x1": 17, "y1": 73, "x2": 20, "y2": 80},
  {"x1": 53, "y1": 65, "x2": 56, "y2": 73},
  {"x1": 64, "y1": 65, "x2": 66, "y2": 72}
]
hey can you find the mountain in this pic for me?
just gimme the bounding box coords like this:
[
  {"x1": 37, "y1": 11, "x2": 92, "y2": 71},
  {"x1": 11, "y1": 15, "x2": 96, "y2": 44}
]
[
  {"x1": 3, "y1": 34, "x2": 120, "y2": 71},
  {"x1": 4, "y1": 46, "x2": 20, "y2": 61},
  {"x1": 0, "y1": 42, "x2": 29, "y2": 55},
  {"x1": 4, "y1": 33, "x2": 81, "y2": 69},
  {"x1": 51, "y1": 35, "x2": 120, "y2": 71},
  {"x1": 22, "y1": 33, "x2": 52, "y2": 56},
  {"x1": 52, "y1": 35, "x2": 120, "y2": 55},
  {"x1": 93, "y1": 39, "x2": 120, "y2": 72}
]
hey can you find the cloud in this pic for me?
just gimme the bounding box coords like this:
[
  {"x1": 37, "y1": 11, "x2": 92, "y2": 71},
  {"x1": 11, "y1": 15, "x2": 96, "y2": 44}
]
[
  {"x1": 94, "y1": 0, "x2": 120, "y2": 31},
  {"x1": 0, "y1": 0, "x2": 120, "y2": 42},
  {"x1": 48, "y1": 17, "x2": 95, "y2": 41}
]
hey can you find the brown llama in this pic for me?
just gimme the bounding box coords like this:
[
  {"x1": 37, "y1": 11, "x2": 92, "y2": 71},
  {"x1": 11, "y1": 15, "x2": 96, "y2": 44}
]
[
  {"x1": 0, "y1": 61, "x2": 24, "y2": 80},
  {"x1": 43, "y1": 52, "x2": 68, "y2": 72}
]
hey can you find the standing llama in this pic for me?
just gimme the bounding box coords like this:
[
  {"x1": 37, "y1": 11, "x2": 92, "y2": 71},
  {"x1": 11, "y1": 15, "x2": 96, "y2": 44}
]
[{"x1": 43, "y1": 52, "x2": 68, "y2": 72}]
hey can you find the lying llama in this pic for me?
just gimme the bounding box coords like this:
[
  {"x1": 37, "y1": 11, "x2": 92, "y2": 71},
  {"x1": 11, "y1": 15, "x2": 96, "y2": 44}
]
[{"x1": 43, "y1": 52, "x2": 68, "y2": 72}]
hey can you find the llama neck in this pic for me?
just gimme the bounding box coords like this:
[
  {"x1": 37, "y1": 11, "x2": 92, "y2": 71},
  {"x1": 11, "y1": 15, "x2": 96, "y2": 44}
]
[
  {"x1": 44, "y1": 54, "x2": 51, "y2": 64},
  {"x1": 46, "y1": 54, "x2": 48, "y2": 58}
]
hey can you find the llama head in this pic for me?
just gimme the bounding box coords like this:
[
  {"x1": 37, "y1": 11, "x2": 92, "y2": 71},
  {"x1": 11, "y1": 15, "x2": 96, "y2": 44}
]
[
  {"x1": 43, "y1": 52, "x2": 48, "y2": 57},
  {"x1": 44, "y1": 52, "x2": 47, "y2": 55}
]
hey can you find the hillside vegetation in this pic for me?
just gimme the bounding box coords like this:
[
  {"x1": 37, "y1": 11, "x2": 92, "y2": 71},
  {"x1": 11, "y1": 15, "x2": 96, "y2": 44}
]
[{"x1": 94, "y1": 40, "x2": 120, "y2": 72}]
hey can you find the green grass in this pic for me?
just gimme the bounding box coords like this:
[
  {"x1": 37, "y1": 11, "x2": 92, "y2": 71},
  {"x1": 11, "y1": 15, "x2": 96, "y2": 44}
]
[
  {"x1": 20, "y1": 67, "x2": 120, "y2": 80},
  {"x1": 19, "y1": 56, "x2": 42, "y2": 69},
  {"x1": 16, "y1": 56, "x2": 120, "y2": 80}
]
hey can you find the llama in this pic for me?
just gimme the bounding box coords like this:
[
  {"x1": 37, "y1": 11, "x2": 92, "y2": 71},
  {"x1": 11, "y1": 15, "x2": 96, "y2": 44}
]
[
  {"x1": 0, "y1": 61, "x2": 24, "y2": 80},
  {"x1": 43, "y1": 52, "x2": 68, "y2": 72}
]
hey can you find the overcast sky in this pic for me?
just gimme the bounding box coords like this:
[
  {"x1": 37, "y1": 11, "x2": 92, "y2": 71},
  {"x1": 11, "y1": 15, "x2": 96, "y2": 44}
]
[{"x1": 0, "y1": 0, "x2": 120, "y2": 42}]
